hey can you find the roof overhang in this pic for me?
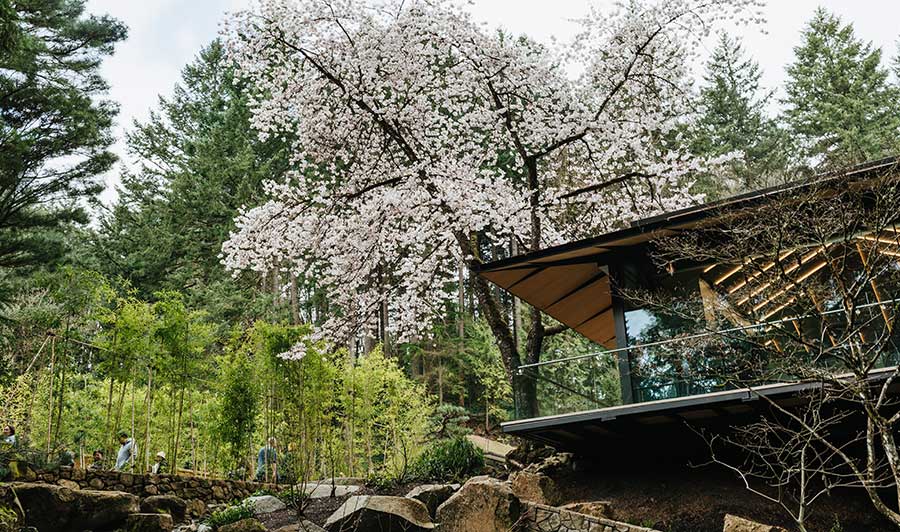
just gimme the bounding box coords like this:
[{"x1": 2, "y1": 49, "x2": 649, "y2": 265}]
[{"x1": 474, "y1": 157, "x2": 900, "y2": 346}]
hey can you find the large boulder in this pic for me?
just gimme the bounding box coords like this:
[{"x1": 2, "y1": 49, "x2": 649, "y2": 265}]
[
  {"x1": 723, "y1": 514, "x2": 789, "y2": 532},
  {"x1": 404, "y1": 484, "x2": 460, "y2": 518},
  {"x1": 0, "y1": 482, "x2": 139, "y2": 532},
  {"x1": 325, "y1": 495, "x2": 434, "y2": 531},
  {"x1": 219, "y1": 517, "x2": 266, "y2": 532},
  {"x1": 141, "y1": 494, "x2": 188, "y2": 522},
  {"x1": 300, "y1": 480, "x2": 362, "y2": 499},
  {"x1": 126, "y1": 512, "x2": 175, "y2": 532},
  {"x1": 434, "y1": 477, "x2": 522, "y2": 532},
  {"x1": 57, "y1": 478, "x2": 80, "y2": 490},
  {"x1": 509, "y1": 471, "x2": 561, "y2": 506},
  {"x1": 505, "y1": 441, "x2": 555, "y2": 469},
  {"x1": 245, "y1": 494, "x2": 287, "y2": 514},
  {"x1": 559, "y1": 501, "x2": 612, "y2": 520}
]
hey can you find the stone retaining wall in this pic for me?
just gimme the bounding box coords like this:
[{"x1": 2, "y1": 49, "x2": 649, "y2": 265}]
[
  {"x1": 31, "y1": 467, "x2": 282, "y2": 516},
  {"x1": 523, "y1": 502, "x2": 661, "y2": 532}
]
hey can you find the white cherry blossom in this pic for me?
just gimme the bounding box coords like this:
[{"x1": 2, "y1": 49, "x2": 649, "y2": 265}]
[{"x1": 220, "y1": 0, "x2": 762, "y2": 360}]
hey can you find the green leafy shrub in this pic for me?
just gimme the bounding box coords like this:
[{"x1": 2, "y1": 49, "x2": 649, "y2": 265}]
[
  {"x1": 412, "y1": 437, "x2": 484, "y2": 482},
  {"x1": 203, "y1": 502, "x2": 254, "y2": 529},
  {"x1": 365, "y1": 470, "x2": 401, "y2": 491}
]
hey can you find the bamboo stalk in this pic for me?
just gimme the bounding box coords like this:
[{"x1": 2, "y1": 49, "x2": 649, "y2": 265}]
[{"x1": 46, "y1": 339, "x2": 56, "y2": 455}]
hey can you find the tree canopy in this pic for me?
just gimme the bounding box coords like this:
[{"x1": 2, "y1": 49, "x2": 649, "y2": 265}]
[
  {"x1": 0, "y1": 0, "x2": 126, "y2": 296},
  {"x1": 783, "y1": 8, "x2": 900, "y2": 169}
]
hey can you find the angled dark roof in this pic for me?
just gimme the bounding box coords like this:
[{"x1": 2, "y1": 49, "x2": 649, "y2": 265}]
[{"x1": 473, "y1": 156, "x2": 900, "y2": 345}]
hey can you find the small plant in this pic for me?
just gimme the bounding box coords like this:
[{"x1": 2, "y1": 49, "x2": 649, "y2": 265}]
[
  {"x1": 0, "y1": 504, "x2": 17, "y2": 532},
  {"x1": 412, "y1": 437, "x2": 484, "y2": 482},
  {"x1": 203, "y1": 502, "x2": 254, "y2": 529},
  {"x1": 427, "y1": 405, "x2": 471, "y2": 441},
  {"x1": 829, "y1": 516, "x2": 844, "y2": 532},
  {"x1": 366, "y1": 469, "x2": 401, "y2": 491}
]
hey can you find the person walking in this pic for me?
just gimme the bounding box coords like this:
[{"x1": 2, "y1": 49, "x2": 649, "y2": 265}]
[
  {"x1": 150, "y1": 451, "x2": 168, "y2": 474},
  {"x1": 256, "y1": 437, "x2": 277, "y2": 482},
  {"x1": 114, "y1": 430, "x2": 136, "y2": 471}
]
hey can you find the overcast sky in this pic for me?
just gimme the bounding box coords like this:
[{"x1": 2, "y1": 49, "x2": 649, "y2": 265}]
[{"x1": 85, "y1": 0, "x2": 900, "y2": 206}]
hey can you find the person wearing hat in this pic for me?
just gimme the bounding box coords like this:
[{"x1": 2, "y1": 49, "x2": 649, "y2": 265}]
[
  {"x1": 114, "y1": 430, "x2": 136, "y2": 471},
  {"x1": 151, "y1": 451, "x2": 168, "y2": 474}
]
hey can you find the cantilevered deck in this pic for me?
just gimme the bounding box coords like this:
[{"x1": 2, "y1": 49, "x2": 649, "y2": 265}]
[{"x1": 502, "y1": 370, "x2": 899, "y2": 462}]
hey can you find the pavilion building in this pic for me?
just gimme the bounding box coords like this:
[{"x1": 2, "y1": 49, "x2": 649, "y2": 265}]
[{"x1": 474, "y1": 157, "x2": 900, "y2": 460}]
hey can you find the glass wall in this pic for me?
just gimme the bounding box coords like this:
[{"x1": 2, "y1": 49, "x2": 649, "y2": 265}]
[{"x1": 507, "y1": 238, "x2": 900, "y2": 421}]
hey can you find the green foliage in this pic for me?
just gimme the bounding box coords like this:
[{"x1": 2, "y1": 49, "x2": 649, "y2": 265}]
[
  {"x1": 0, "y1": 503, "x2": 16, "y2": 532},
  {"x1": 412, "y1": 437, "x2": 484, "y2": 482},
  {"x1": 90, "y1": 40, "x2": 293, "y2": 325},
  {"x1": 783, "y1": 8, "x2": 900, "y2": 170},
  {"x1": 0, "y1": 0, "x2": 126, "y2": 297},
  {"x1": 216, "y1": 342, "x2": 259, "y2": 473},
  {"x1": 525, "y1": 328, "x2": 622, "y2": 417},
  {"x1": 204, "y1": 501, "x2": 254, "y2": 528},
  {"x1": 427, "y1": 405, "x2": 471, "y2": 441},
  {"x1": 689, "y1": 33, "x2": 790, "y2": 196},
  {"x1": 461, "y1": 320, "x2": 513, "y2": 428}
]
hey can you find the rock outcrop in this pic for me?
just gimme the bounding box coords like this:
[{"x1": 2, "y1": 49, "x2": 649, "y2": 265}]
[
  {"x1": 141, "y1": 494, "x2": 188, "y2": 522},
  {"x1": 0, "y1": 482, "x2": 139, "y2": 532},
  {"x1": 434, "y1": 476, "x2": 522, "y2": 532},
  {"x1": 325, "y1": 495, "x2": 434, "y2": 531},
  {"x1": 510, "y1": 470, "x2": 562, "y2": 506},
  {"x1": 126, "y1": 512, "x2": 175, "y2": 532},
  {"x1": 405, "y1": 484, "x2": 459, "y2": 518},
  {"x1": 245, "y1": 494, "x2": 287, "y2": 514},
  {"x1": 300, "y1": 481, "x2": 362, "y2": 499},
  {"x1": 723, "y1": 514, "x2": 789, "y2": 532},
  {"x1": 559, "y1": 501, "x2": 612, "y2": 520}
]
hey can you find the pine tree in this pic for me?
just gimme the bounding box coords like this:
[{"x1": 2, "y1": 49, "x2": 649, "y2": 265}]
[
  {"x1": 783, "y1": 8, "x2": 900, "y2": 170},
  {"x1": 91, "y1": 41, "x2": 293, "y2": 323},
  {"x1": 690, "y1": 33, "x2": 788, "y2": 196},
  {"x1": 0, "y1": 0, "x2": 126, "y2": 296}
]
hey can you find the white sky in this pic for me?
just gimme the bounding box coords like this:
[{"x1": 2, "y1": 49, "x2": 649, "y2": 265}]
[{"x1": 85, "y1": 0, "x2": 900, "y2": 206}]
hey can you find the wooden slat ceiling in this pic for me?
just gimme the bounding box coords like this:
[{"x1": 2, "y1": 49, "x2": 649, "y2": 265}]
[{"x1": 481, "y1": 260, "x2": 615, "y2": 347}]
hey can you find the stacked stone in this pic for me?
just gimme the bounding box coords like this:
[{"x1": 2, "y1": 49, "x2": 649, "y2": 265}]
[{"x1": 36, "y1": 466, "x2": 284, "y2": 517}]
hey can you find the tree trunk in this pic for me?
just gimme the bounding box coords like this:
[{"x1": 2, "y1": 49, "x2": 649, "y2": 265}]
[
  {"x1": 46, "y1": 339, "x2": 56, "y2": 454},
  {"x1": 104, "y1": 376, "x2": 114, "y2": 459},
  {"x1": 189, "y1": 388, "x2": 196, "y2": 473},
  {"x1": 144, "y1": 366, "x2": 153, "y2": 472},
  {"x1": 130, "y1": 373, "x2": 136, "y2": 472},
  {"x1": 173, "y1": 381, "x2": 185, "y2": 475},
  {"x1": 290, "y1": 272, "x2": 300, "y2": 324}
]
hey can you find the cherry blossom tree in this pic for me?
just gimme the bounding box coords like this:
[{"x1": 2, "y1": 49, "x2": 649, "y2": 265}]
[{"x1": 220, "y1": 0, "x2": 762, "y2": 414}]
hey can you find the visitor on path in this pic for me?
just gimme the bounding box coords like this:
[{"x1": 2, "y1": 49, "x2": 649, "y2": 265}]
[
  {"x1": 151, "y1": 451, "x2": 168, "y2": 474},
  {"x1": 115, "y1": 430, "x2": 136, "y2": 471},
  {"x1": 58, "y1": 445, "x2": 75, "y2": 467},
  {"x1": 2, "y1": 425, "x2": 15, "y2": 446},
  {"x1": 89, "y1": 450, "x2": 105, "y2": 470},
  {"x1": 256, "y1": 437, "x2": 278, "y2": 482}
]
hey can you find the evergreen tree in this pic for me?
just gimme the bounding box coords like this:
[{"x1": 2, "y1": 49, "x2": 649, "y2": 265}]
[
  {"x1": 783, "y1": 8, "x2": 900, "y2": 170},
  {"x1": 91, "y1": 41, "x2": 293, "y2": 323},
  {"x1": 0, "y1": 0, "x2": 126, "y2": 297},
  {"x1": 690, "y1": 33, "x2": 789, "y2": 196}
]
